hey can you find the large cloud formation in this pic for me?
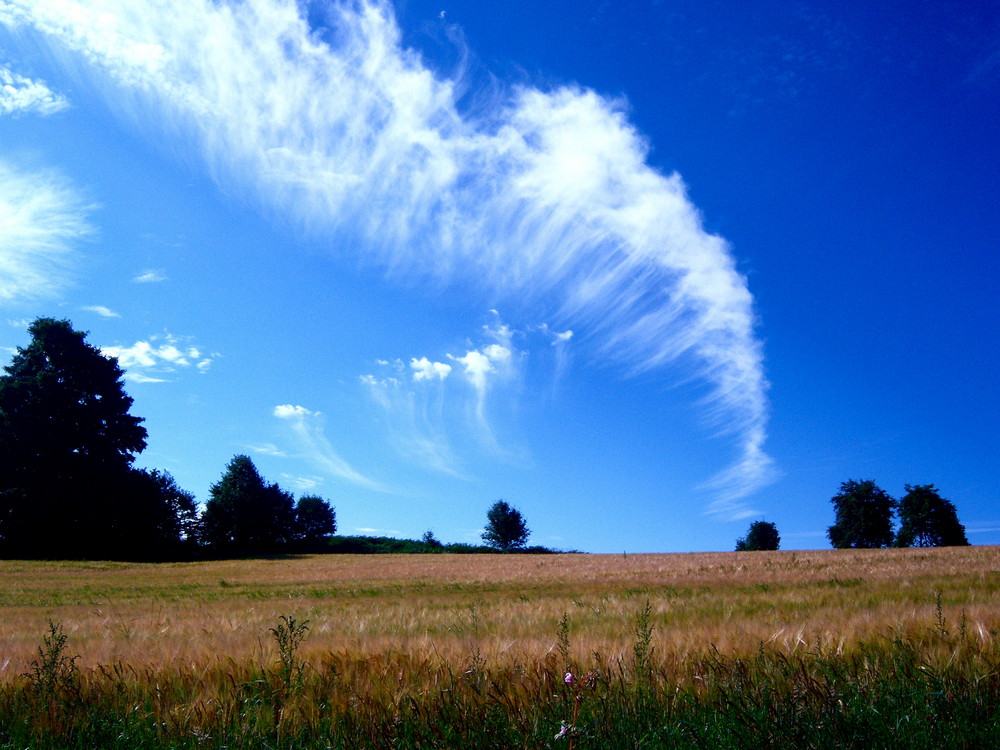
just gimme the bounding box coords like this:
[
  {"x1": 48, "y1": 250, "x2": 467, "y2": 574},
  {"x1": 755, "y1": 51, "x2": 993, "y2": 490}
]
[{"x1": 0, "y1": 0, "x2": 774, "y2": 516}]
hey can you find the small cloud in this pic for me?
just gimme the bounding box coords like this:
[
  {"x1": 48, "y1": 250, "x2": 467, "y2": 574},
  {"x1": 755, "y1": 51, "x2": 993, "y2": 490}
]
[
  {"x1": 552, "y1": 329, "x2": 573, "y2": 344},
  {"x1": 274, "y1": 403, "x2": 311, "y2": 419},
  {"x1": 133, "y1": 269, "x2": 167, "y2": 283},
  {"x1": 125, "y1": 371, "x2": 167, "y2": 384},
  {"x1": 410, "y1": 356, "x2": 451, "y2": 381},
  {"x1": 355, "y1": 527, "x2": 400, "y2": 536},
  {"x1": 101, "y1": 333, "x2": 218, "y2": 382},
  {"x1": 82, "y1": 305, "x2": 120, "y2": 318},
  {"x1": 0, "y1": 66, "x2": 69, "y2": 117},
  {"x1": 247, "y1": 442, "x2": 287, "y2": 457},
  {"x1": 280, "y1": 473, "x2": 323, "y2": 492}
]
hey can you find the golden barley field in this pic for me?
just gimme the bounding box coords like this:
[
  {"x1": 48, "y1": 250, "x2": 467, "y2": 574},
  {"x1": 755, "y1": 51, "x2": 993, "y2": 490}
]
[
  {"x1": 2, "y1": 548, "x2": 1000, "y2": 747},
  {"x1": 2, "y1": 546, "x2": 997, "y2": 675}
]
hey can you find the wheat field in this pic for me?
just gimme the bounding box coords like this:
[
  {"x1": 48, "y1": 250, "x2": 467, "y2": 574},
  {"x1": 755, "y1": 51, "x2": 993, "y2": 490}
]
[
  {"x1": 1, "y1": 547, "x2": 998, "y2": 748},
  {"x1": 1, "y1": 547, "x2": 998, "y2": 670}
]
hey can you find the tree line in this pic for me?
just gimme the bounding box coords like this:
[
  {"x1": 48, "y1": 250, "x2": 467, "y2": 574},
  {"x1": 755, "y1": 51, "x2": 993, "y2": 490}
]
[
  {"x1": 0, "y1": 318, "x2": 540, "y2": 560},
  {"x1": 0, "y1": 318, "x2": 974, "y2": 560},
  {"x1": 735, "y1": 479, "x2": 970, "y2": 551}
]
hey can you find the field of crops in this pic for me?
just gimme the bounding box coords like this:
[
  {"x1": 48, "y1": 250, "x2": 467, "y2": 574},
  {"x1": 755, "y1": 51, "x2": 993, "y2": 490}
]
[{"x1": 2, "y1": 547, "x2": 999, "y2": 748}]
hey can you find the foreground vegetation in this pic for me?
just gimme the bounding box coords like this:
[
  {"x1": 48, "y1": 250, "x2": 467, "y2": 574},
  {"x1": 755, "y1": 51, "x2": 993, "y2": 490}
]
[{"x1": 1, "y1": 547, "x2": 998, "y2": 747}]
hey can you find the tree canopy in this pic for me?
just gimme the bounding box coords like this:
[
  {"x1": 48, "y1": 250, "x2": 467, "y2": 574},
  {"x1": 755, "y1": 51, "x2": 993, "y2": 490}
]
[
  {"x1": 895, "y1": 484, "x2": 969, "y2": 548},
  {"x1": 0, "y1": 318, "x2": 191, "y2": 559},
  {"x1": 294, "y1": 495, "x2": 337, "y2": 549},
  {"x1": 826, "y1": 479, "x2": 896, "y2": 549},
  {"x1": 735, "y1": 520, "x2": 780, "y2": 551},
  {"x1": 481, "y1": 500, "x2": 530, "y2": 551},
  {"x1": 201, "y1": 455, "x2": 296, "y2": 555}
]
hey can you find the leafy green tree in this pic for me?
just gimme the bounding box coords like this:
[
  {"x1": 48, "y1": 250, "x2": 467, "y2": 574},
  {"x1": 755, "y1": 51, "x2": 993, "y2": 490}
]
[
  {"x1": 736, "y1": 520, "x2": 780, "y2": 551},
  {"x1": 0, "y1": 318, "x2": 151, "y2": 558},
  {"x1": 895, "y1": 484, "x2": 969, "y2": 548},
  {"x1": 481, "y1": 499, "x2": 530, "y2": 551},
  {"x1": 421, "y1": 530, "x2": 443, "y2": 549},
  {"x1": 201, "y1": 455, "x2": 295, "y2": 555},
  {"x1": 827, "y1": 479, "x2": 896, "y2": 549},
  {"x1": 294, "y1": 495, "x2": 336, "y2": 548}
]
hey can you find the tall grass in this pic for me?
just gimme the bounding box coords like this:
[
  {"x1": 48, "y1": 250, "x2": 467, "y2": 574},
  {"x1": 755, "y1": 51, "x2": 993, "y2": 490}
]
[
  {"x1": 0, "y1": 548, "x2": 998, "y2": 746},
  {"x1": 1, "y1": 608, "x2": 998, "y2": 748}
]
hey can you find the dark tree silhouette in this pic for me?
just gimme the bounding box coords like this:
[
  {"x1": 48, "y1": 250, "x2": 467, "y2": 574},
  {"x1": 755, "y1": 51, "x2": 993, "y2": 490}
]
[
  {"x1": 895, "y1": 484, "x2": 969, "y2": 548},
  {"x1": 0, "y1": 318, "x2": 155, "y2": 558},
  {"x1": 481, "y1": 499, "x2": 530, "y2": 551},
  {"x1": 735, "y1": 520, "x2": 780, "y2": 551},
  {"x1": 294, "y1": 495, "x2": 336, "y2": 549},
  {"x1": 201, "y1": 455, "x2": 295, "y2": 555},
  {"x1": 827, "y1": 479, "x2": 896, "y2": 549}
]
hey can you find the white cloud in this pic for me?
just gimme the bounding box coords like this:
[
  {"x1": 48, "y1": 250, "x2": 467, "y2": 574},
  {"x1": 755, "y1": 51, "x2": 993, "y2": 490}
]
[
  {"x1": 133, "y1": 269, "x2": 167, "y2": 283},
  {"x1": 102, "y1": 333, "x2": 217, "y2": 382},
  {"x1": 82, "y1": 304, "x2": 119, "y2": 318},
  {"x1": 273, "y1": 403, "x2": 383, "y2": 490},
  {"x1": 280, "y1": 472, "x2": 323, "y2": 492},
  {"x1": 0, "y1": 159, "x2": 92, "y2": 303},
  {"x1": 3, "y1": 0, "x2": 775, "y2": 515},
  {"x1": 247, "y1": 442, "x2": 288, "y2": 457},
  {"x1": 410, "y1": 356, "x2": 451, "y2": 381},
  {"x1": 360, "y1": 371, "x2": 465, "y2": 476},
  {"x1": 0, "y1": 65, "x2": 68, "y2": 116},
  {"x1": 361, "y1": 315, "x2": 534, "y2": 473}
]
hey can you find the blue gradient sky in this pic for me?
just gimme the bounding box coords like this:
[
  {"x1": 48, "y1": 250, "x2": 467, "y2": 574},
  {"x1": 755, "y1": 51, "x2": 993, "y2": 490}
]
[{"x1": 1, "y1": 0, "x2": 997, "y2": 552}]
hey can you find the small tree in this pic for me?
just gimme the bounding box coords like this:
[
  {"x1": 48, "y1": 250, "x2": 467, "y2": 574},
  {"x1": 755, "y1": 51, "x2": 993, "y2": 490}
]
[
  {"x1": 895, "y1": 484, "x2": 969, "y2": 548},
  {"x1": 827, "y1": 479, "x2": 896, "y2": 549},
  {"x1": 294, "y1": 495, "x2": 336, "y2": 547},
  {"x1": 736, "y1": 520, "x2": 780, "y2": 551},
  {"x1": 481, "y1": 499, "x2": 530, "y2": 551},
  {"x1": 201, "y1": 455, "x2": 295, "y2": 555}
]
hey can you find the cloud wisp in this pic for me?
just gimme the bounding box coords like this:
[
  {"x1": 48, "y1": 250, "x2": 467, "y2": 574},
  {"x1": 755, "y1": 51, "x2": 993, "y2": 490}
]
[
  {"x1": 0, "y1": 159, "x2": 92, "y2": 303},
  {"x1": 361, "y1": 317, "x2": 529, "y2": 474},
  {"x1": 273, "y1": 404, "x2": 383, "y2": 491},
  {"x1": 2, "y1": 0, "x2": 775, "y2": 515}
]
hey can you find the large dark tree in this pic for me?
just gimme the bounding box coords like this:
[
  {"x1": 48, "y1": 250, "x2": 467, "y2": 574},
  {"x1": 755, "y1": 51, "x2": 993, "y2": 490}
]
[
  {"x1": 201, "y1": 455, "x2": 295, "y2": 555},
  {"x1": 0, "y1": 318, "x2": 153, "y2": 558},
  {"x1": 827, "y1": 479, "x2": 896, "y2": 549},
  {"x1": 294, "y1": 495, "x2": 336, "y2": 550},
  {"x1": 481, "y1": 499, "x2": 530, "y2": 551},
  {"x1": 736, "y1": 520, "x2": 780, "y2": 551},
  {"x1": 895, "y1": 484, "x2": 969, "y2": 548}
]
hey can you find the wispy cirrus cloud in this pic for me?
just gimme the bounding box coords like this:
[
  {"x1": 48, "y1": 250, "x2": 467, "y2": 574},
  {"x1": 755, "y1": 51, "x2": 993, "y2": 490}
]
[
  {"x1": 361, "y1": 316, "x2": 546, "y2": 474},
  {"x1": 0, "y1": 65, "x2": 68, "y2": 116},
  {"x1": 102, "y1": 333, "x2": 218, "y2": 382},
  {"x1": 133, "y1": 269, "x2": 167, "y2": 283},
  {"x1": 273, "y1": 404, "x2": 383, "y2": 490},
  {"x1": 0, "y1": 159, "x2": 92, "y2": 303},
  {"x1": 2, "y1": 0, "x2": 775, "y2": 516}
]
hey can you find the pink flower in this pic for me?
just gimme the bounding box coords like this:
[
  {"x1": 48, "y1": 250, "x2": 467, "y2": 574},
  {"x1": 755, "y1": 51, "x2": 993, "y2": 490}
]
[{"x1": 564, "y1": 672, "x2": 575, "y2": 685}]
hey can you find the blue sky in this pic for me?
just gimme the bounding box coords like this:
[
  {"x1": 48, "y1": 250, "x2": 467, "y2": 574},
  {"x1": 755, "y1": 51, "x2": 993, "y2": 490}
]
[{"x1": 1, "y1": 0, "x2": 997, "y2": 552}]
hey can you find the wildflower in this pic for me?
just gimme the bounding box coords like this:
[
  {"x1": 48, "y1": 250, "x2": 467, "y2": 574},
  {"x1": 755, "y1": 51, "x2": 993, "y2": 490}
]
[
  {"x1": 555, "y1": 720, "x2": 571, "y2": 739},
  {"x1": 564, "y1": 672, "x2": 575, "y2": 685}
]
